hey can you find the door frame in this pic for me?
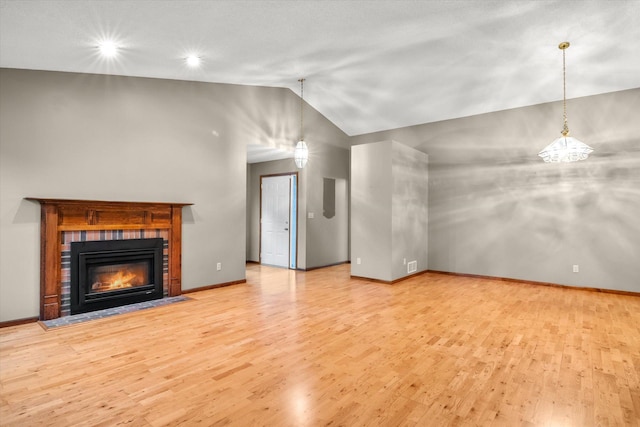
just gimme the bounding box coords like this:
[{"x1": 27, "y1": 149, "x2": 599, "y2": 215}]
[{"x1": 259, "y1": 172, "x2": 299, "y2": 269}]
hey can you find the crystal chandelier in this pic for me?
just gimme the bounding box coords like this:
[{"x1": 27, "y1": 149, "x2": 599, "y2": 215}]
[
  {"x1": 538, "y1": 42, "x2": 593, "y2": 163},
  {"x1": 294, "y1": 78, "x2": 309, "y2": 168}
]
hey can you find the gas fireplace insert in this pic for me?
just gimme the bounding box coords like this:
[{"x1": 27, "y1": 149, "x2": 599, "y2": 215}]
[{"x1": 70, "y1": 238, "x2": 164, "y2": 314}]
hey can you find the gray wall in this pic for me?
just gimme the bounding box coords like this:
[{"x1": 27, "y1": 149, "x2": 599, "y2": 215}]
[
  {"x1": 246, "y1": 141, "x2": 350, "y2": 270},
  {"x1": 351, "y1": 89, "x2": 640, "y2": 292},
  {"x1": 351, "y1": 142, "x2": 393, "y2": 280},
  {"x1": 391, "y1": 141, "x2": 428, "y2": 280},
  {"x1": 303, "y1": 142, "x2": 350, "y2": 269},
  {"x1": 351, "y1": 141, "x2": 428, "y2": 282},
  {"x1": 0, "y1": 68, "x2": 347, "y2": 321}
]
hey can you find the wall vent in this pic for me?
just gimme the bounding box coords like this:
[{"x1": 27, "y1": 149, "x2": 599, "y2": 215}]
[{"x1": 407, "y1": 260, "x2": 417, "y2": 274}]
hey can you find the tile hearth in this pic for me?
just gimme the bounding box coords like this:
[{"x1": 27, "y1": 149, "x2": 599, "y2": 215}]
[{"x1": 40, "y1": 295, "x2": 190, "y2": 329}]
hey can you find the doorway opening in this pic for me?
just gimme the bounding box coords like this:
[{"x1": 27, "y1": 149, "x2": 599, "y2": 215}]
[{"x1": 260, "y1": 173, "x2": 298, "y2": 269}]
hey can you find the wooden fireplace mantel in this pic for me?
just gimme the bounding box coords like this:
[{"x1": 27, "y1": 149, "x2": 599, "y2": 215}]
[{"x1": 26, "y1": 198, "x2": 193, "y2": 320}]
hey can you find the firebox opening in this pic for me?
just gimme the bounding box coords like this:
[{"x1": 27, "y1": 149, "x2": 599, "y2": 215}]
[
  {"x1": 70, "y1": 238, "x2": 164, "y2": 314},
  {"x1": 88, "y1": 261, "x2": 150, "y2": 293}
]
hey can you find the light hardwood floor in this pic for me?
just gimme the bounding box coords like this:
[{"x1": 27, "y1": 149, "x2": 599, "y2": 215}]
[{"x1": 1, "y1": 264, "x2": 639, "y2": 426}]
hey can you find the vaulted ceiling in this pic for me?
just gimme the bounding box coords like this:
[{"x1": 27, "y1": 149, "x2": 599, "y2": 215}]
[{"x1": 2, "y1": 0, "x2": 639, "y2": 140}]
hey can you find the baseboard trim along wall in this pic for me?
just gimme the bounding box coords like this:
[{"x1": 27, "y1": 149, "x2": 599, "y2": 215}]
[
  {"x1": 4, "y1": 270, "x2": 635, "y2": 327},
  {"x1": 351, "y1": 269, "x2": 429, "y2": 284},
  {"x1": 428, "y1": 270, "x2": 640, "y2": 297},
  {"x1": 0, "y1": 281, "x2": 247, "y2": 327},
  {"x1": 302, "y1": 261, "x2": 350, "y2": 272},
  {"x1": 351, "y1": 269, "x2": 640, "y2": 296},
  {"x1": 0, "y1": 316, "x2": 39, "y2": 328},
  {"x1": 181, "y1": 279, "x2": 246, "y2": 294}
]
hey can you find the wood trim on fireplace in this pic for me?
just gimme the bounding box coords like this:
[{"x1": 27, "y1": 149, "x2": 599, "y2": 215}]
[
  {"x1": 26, "y1": 198, "x2": 193, "y2": 320},
  {"x1": 170, "y1": 205, "x2": 183, "y2": 297}
]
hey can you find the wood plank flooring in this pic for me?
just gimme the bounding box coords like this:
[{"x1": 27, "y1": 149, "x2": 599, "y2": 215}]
[{"x1": 1, "y1": 264, "x2": 639, "y2": 426}]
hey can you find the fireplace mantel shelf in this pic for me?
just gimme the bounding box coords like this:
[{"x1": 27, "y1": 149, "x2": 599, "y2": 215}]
[
  {"x1": 27, "y1": 197, "x2": 193, "y2": 207},
  {"x1": 26, "y1": 198, "x2": 193, "y2": 320}
]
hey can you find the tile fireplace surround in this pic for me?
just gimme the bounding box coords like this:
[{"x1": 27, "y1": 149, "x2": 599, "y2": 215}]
[{"x1": 27, "y1": 198, "x2": 192, "y2": 321}]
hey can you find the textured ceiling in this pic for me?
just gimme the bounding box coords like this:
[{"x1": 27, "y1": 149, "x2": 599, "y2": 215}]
[{"x1": 2, "y1": 0, "x2": 640, "y2": 142}]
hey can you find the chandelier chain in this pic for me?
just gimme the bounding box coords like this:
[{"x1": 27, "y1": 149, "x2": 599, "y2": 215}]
[
  {"x1": 560, "y1": 43, "x2": 570, "y2": 136},
  {"x1": 563, "y1": 47, "x2": 567, "y2": 131}
]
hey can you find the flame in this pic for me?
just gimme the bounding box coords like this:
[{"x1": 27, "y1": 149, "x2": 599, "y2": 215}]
[{"x1": 91, "y1": 264, "x2": 147, "y2": 292}]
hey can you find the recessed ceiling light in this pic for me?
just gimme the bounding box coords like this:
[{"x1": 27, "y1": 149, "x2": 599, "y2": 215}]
[
  {"x1": 98, "y1": 40, "x2": 118, "y2": 58},
  {"x1": 186, "y1": 55, "x2": 201, "y2": 67}
]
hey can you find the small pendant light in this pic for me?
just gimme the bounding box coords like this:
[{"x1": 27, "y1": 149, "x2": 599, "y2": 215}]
[{"x1": 294, "y1": 78, "x2": 309, "y2": 168}]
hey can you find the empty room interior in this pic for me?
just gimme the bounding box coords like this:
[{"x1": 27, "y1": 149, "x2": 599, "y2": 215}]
[{"x1": 1, "y1": 1, "x2": 639, "y2": 426}]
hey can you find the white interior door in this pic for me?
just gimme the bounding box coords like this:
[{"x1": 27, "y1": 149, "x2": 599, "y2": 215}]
[{"x1": 261, "y1": 175, "x2": 291, "y2": 267}]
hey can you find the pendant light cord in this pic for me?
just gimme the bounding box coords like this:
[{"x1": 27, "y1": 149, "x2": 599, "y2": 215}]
[{"x1": 299, "y1": 78, "x2": 305, "y2": 141}]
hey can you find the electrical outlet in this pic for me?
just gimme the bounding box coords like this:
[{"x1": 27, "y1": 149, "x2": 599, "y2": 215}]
[
  {"x1": 356, "y1": 257, "x2": 361, "y2": 265},
  {"x1": 572, "y1": 264, "x2": 579, "y2": 273},
  {"x1": 217, "y1": 262, "x2": 222, "y2": 271},
  {"x1": 403, "y1": 258, "x2": 407, "y2": 265}
]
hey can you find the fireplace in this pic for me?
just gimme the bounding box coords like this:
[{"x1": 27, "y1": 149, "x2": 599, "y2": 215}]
[
  {"x1": 70, "y1": 238, "x2": 164, "y2": 314},
  {"x1": 28, "y1": 198, "x2": 192, "y2": 320}
]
